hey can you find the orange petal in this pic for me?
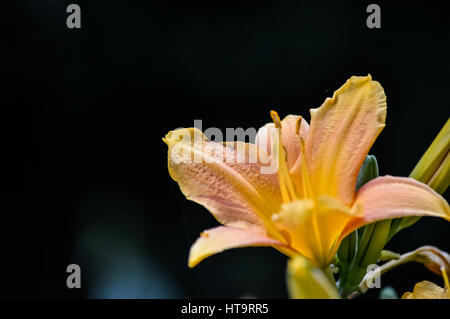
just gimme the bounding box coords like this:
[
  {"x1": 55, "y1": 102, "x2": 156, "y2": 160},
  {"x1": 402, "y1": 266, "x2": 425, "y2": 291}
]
[
  {"x1": 163, "y1": 128, "x2": 283, "y2": 235},
  {"x1": 305, "y1": 75, "x2": 387, "y2": 205},
  {"x1": 188, "y1": 226, "x2": 285, "y2": 267},
  {"x1": 402, "y1": 280, "x2": 449, "y2": 299},
  {"x1": 343, "y1": 176, "x2": 450, "y2": 237},
  {"x1": 255, "y1": 114, "x2": 309, "y2": 171}
]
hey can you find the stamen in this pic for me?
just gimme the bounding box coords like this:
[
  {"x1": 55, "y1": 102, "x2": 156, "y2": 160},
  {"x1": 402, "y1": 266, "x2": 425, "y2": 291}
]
[
  {"x1": 295, "y1": 116, "x2": 303, "y2": 135},
  {"x1": 270, "y1": 110, "x2": 282, "y2": 128},
  {"x1": 442, "y1": 267, "x2": 449, "y2": 289},
  {"x1": 269, "y1": 110, "x2": 298, "y2": 203},
  {"x1": 298, "y1": 136, "x2": 314, "y2": 200}
]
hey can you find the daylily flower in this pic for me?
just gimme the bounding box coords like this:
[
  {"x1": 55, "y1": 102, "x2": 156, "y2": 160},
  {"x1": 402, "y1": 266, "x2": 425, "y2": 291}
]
[{"x1": 163, "y1": 75, "x2": 450, "y2": 268}]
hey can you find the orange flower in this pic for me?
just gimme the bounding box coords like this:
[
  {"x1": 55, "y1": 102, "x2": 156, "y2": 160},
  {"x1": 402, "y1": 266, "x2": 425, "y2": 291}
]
[{"x1": 163, "y1": 75, "x2": 450, "y2": 267}]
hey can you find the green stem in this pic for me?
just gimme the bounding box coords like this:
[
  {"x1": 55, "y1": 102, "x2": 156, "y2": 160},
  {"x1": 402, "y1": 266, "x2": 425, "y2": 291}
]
[
  {"x1": 355, "y1": 223, "x2": 375, "y2": 264},
  {"x1": 338, "y1": 235, "x2": 349, "y2": 263},
  {"x1": 323, "y1": 265, "x2": 336, "y2": 286},
  {"x1": 360, "y1": 220, "x2": 391, "y2": 267},
  {"x1": 358, "y1": 250, "x2": 418, "y2": 294}
]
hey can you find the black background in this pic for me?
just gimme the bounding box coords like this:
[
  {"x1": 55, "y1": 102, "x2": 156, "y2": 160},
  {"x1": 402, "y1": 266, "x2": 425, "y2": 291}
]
[{"x1": 2, "y1": 1, "x2": 449, "y2": 298}]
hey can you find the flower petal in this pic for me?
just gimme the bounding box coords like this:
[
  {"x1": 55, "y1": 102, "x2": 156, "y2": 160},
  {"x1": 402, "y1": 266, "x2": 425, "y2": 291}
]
[
  {"x1": 305, "y1": 75, "x2": 387, "y2": 205},
  {"x1": 273, "y1": 196, "x2": 359, "y2": 266},
  {"x1": 343, "y1": 176, "x2": 450, "y2": 237},
  {"x1": 255, "y1": 114, "x2": 309, "y2": 171},
  {"x1": 163, "y1": 128, "x2": 283, "y2": 234},
  {"x1": 402, "y1": 281, "x2": 449, "y2": 299},
  {"x1": 413, "y1": 246, "x2": 450, "y2": 278},
  {"x1": 188, "y1": 226, "x2": 285, "y2": 267}
]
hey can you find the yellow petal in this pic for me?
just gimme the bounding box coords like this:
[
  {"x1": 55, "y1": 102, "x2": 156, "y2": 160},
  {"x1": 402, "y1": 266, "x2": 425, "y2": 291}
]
[
  {"x1": 401, "y1": 281, "x2": 449, "y2": 299},
  {"x1": 272, "y1": 196, "x2": 359, "y2": 266},
  {"x1": 286, "y1": 255, "x2": 340, "y2": 299},
  {"x1": 305, "y1": 75, "x2": 387, "y2": 205},
  {"x1": 188, "y1": 226, "x2": 285, "y2": 268},
  {"x1": 163, "y1": 128, "x2": 284, "y2": 234},
  {"x1": 343, "y1": 176, "x2": 450, "y2": 237}
]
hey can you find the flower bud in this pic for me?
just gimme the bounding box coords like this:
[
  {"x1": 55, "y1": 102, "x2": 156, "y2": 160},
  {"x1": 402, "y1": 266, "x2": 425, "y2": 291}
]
[
  {"x1": 287, "y1": 255, "x2": 340, "y2": 299},
  {"x1": 391, "y1": 118, "x2": 450, "y2": 235}
]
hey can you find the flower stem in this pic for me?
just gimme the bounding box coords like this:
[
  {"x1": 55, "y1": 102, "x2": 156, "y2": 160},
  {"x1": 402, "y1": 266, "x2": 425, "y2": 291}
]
[
  {"x1": 358, "y1": 250, "x2": 418, "y2": 294},
  {"x1": 323, "y1": 265, "x2": 336, "y2": 287}
]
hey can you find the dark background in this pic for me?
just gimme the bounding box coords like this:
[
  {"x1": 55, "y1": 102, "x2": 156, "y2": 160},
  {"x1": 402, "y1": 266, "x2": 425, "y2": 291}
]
[{"x1": 2, "y1": 1, "x2": 449, "y2": 298}]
